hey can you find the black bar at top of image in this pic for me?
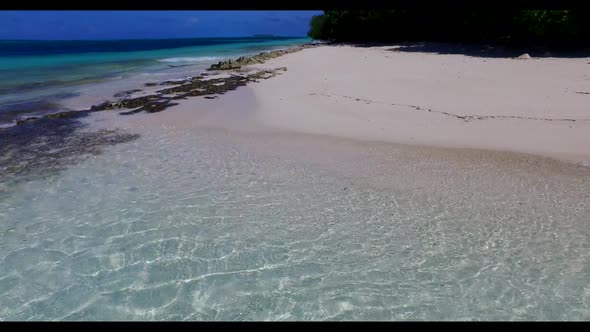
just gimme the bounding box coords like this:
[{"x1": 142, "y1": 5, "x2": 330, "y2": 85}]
[{"x1": 1, "y1": 0, "x2": 590, "y2": 10}]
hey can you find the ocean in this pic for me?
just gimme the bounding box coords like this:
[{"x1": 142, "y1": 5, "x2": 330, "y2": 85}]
[{"x1": 0, "y1": 37, "x2": 310, "y2": 126}]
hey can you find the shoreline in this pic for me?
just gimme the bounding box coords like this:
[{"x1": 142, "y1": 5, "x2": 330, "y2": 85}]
[
  {"x1": 89, "y1": 84, "x2": 590, "y2": 179},
  {"x1": 0, "y1": 44, "x2": 317, "y2": 185},
  {"x1": 3, "y1": 43, "x2": 317, "y2": 128},
  {"x1": 0, "y1": 38, "x2": 313, "y2": 128},
  {"x1": 3, "y1": 42, "x2": 590, "y2": 176}
]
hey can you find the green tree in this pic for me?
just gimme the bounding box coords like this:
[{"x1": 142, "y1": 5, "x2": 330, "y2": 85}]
[
  {"x1": 307, "y1": 10, "x2": 590, "y2": 50},
  {"x1": 308, "y1": 15, "x2": 327, "y2": 40}
]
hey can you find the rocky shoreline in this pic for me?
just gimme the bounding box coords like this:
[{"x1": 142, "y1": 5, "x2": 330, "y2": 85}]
[
  {"x1": 8, "y1": 43, "x2": 317, "y2": 128},
  {"x1": 208, "y1": 44, "x2": 316, "y2": 70},
  {"x1": 0, "y1": 43, "x2": 317, "y2": 189}
]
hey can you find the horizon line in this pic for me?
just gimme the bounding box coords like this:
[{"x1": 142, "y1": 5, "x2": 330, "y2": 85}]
[{"x1": 0, "y1": 35, "x2": 310, "y2": 42}]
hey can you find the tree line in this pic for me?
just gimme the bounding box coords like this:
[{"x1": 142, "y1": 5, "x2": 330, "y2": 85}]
[{"x1": 308, "y1": 10, "x2": 590, "y2": 49}]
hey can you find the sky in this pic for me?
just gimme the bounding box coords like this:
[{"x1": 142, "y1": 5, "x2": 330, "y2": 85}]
[{"x1": 0, "y1": 11, "x2": 322, "y2": 40}]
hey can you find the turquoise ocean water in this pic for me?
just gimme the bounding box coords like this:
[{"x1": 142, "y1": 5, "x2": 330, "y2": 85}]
[{"x1": 0, "y1": 37, "x2": 310, "y2": 126}]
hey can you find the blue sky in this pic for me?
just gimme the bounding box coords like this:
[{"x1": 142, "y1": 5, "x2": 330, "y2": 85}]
[{"x1": 0, "y1": 11, "x2": 322, "y2": 40}]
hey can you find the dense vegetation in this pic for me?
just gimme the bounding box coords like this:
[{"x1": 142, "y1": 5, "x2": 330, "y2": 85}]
[{"x1": 308, "y1": 10, "x2": 590, "y2": 50}]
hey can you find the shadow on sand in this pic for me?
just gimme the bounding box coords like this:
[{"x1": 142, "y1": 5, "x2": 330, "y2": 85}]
[{"x1": 333, "y1": 41, "x2": 590, "y2": 59}]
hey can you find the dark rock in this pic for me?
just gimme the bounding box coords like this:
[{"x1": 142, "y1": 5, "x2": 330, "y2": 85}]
[
  {"x1": 90, "y1": 101, "x2": 112, "y2": 112},
  {"x1": 160, "y1": 80, "x2": 187, "y2": 86},
  {"x1": 119, "y1": 100, "x2": 178, "y2": 115},
  {"x1": 16, "y1": 117, "x2": 39, "y2": 126},
  {"x1": 144, "y1": 82, "x2": 158, "y2": 87},
  {"x1": 47, "y1": 110, "x2": 80, "y2": 120},
  {"x1": 143, "y1": 100, "x2": 178, "y2": 113},
  {"x1": 1, "y1": 115, "x2": 140, "y2": 189},
  {"x1": 4, "y1": 64, "x2": 291, "y2": 133},
  {"x1": 207, "y1": 44, "x2": 315, "y2": 71}
]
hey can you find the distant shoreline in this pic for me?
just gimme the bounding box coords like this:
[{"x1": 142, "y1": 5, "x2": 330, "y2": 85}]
[{"x1": 3, "y1": 41, "x2": 590, "y2": 171}]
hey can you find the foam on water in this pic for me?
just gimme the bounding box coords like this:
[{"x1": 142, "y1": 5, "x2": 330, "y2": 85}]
[{"x1": 1, "y1": 109, "x2": 589, "y2": 321}]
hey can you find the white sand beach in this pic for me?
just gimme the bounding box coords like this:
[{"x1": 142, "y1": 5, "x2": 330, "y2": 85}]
[
  {"x1": 115, "y1": 44, "x2": 590, "y2": 166},
  {"x1": 244, "y1": 45, "x2": 590, "y2": 165}
]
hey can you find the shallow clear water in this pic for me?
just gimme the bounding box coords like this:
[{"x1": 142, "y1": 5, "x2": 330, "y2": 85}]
[{"x1": 1, "y1": 109, "x2": 589, "y2": 320}]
